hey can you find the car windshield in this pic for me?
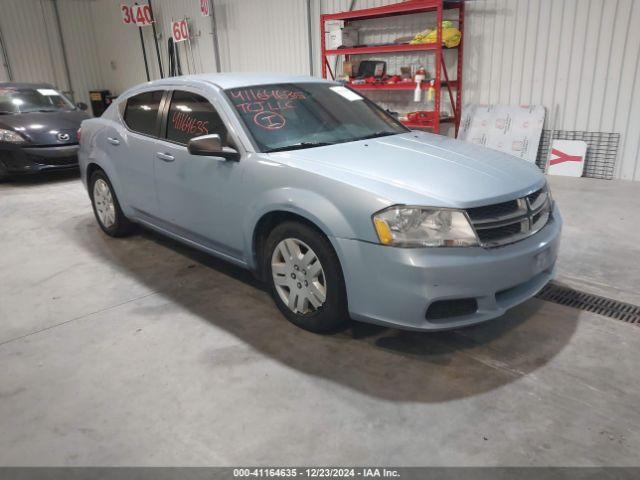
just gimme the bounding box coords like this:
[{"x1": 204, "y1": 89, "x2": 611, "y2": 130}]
[
  {"x1": 225, "y1": 82, "x2": 408, "y2": 152},
  {"x1": 0, "y1": 87, "x2": 76, "y2": 114}
]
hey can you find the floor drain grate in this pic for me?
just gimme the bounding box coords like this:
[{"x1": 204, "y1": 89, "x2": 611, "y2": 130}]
[{"x1": 537, "y1": 283, "x2": 640, "y2": 325}]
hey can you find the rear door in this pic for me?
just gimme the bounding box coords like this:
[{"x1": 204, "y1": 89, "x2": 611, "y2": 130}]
[
  {"x1": 153, "y1": 88, "x2": 246, "y2": 259},
  {"x1": 108, "y1": 90, "x2": 165, "y2": 217}
]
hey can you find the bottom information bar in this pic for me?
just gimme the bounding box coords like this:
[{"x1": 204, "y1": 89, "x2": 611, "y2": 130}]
[{"x1": 0, "y1": 468, "x2": 639, "y2": 480}]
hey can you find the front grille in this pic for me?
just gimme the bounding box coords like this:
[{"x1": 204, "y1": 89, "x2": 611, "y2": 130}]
[
  {"x1": 466, "y1": 186, "x2": 552, "y2": 248},
  {"x1": 476, "y1": 221, "x2": 523, "y2": 243},
  {"x1": 466, "y1": 199, "x2": 520, "y2": 221},
  {"x1": 527, "y1": 189, "x2": 544, "y2": 206}
]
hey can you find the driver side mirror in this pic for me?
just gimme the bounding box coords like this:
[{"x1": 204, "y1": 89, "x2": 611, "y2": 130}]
[
  {"x1": 76, "y1": 102, "x2": 88, "y2": 111},
  {"x1": 188, "y1": 134, "x2": 240, "y2": 161}
]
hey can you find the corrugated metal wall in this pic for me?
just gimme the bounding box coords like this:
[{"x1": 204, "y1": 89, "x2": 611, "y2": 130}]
[
  {"x1": 149, "y1": 0, "x2": 218, "y2": 76},
  {"x1": 0, "y1": 0, "x2": 103, "y2": 105},
  {"x1": 0, "y1": 0, "x2": 68, "y2": 88},
  {"x1": 88, "y1": 0, "x2": 156, "y2": 94},
  {"x1": 2, "y1": 0, "x2": 639, "y2": 180},
  {"x1": 85, "y1": 0, "x2": 311, "y2": 93},
  {"x1": 56, "y1": 0, "x2": 104, "y2": 106},
  {"x1": 462, "y1": 0, "x2": 640, "y2": 181},
  {"x1": 88, "y1": 0, "x2": 221, "y2": 93},
  {"x1": 318, "y1": 0, "x2": 640, "y2": 181},
  {"x1": 214, "y1": 0, "x2": 310, "y2": 74}
]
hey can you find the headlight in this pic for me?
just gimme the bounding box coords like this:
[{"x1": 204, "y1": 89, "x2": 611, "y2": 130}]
[
  {"x1": 373, "y1": 206, "x2": 478, "y2": 247},
  {"x1": 0, "y1": 128, "x2": 26, "y2": 144}
]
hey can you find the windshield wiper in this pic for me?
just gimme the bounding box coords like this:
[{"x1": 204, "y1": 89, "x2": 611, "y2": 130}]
[
  {"x1": 265, "y1": 142, "x2": 334, "y2": 153},
  {"x1": 356, "y1": 131, "x2": 399, "y2": 141},
  {"x1": 37, "y1": 109, "x2": 58, "y2": 113}
]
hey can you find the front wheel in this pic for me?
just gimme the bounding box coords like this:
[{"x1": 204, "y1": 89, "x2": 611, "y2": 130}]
[
  {"x1": 89, "y1": 169, "x2": 134, "y2": 237},
  {"x1": 264, "y1": 221, "x2": 348, "y2": 333}
]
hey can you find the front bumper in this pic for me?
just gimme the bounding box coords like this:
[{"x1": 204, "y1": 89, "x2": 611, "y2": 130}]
[
  {"x1": 334, "y1": 205, "x2": 562, "y2": 331},
  {"x1": 0, "y1": 143, "x2": 79, "y2": 175}
]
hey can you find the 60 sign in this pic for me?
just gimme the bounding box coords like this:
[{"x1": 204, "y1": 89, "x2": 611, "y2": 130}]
[{"x1": 172, "y1": 20, "x2": 190, "y2": 43}]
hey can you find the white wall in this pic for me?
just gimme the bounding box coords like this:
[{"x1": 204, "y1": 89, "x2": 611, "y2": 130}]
[
  {"x1": 0, "y1": 0, "x2": 68, "y2": 88},
  {"x1": 0, "y1": 0, "x2": 103, "y2": 106},
  {"x1": 214, "y1": 0, "x2": 311, "y2": 74},
  {"x1": 462, "y1": 0, "x2": 640, "y2": 181},
  {"x1": 85, "y1": 0, "x2": 312, "y2": 93},
  {"x1": 57, "y1": 0, "x2": 104, "y2": 106},
  {"x1": 88, "y1": 0, "x2": 221, "y2": 94},
  {"x1": 2, "y1": 0, "x2": 639, "y2": 180},
  {"x1": 318, "y1": 0, "x2": 640, "y2": 181}
]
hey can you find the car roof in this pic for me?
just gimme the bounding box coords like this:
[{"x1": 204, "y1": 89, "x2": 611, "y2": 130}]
[
  {"x1": 124, "y1": 73, "x2": 335, "y2": 94},
  {"x1": 0, "y1": 82, "x2": 56, "y2": 89}
]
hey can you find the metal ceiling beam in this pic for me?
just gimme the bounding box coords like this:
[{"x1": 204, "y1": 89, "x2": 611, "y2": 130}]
[
  {"x1": 209, "y1": 0, "x2": 221, "y2": 72},
  {"x1": 0, "y1": 20, "x2": 14, "y2": 81},
  {"x1": 307, "y1": 0, "x2": 314, "y2": 76},
  {"x1": 52, "y1": 0, "x2": 74, "y2": 100}
]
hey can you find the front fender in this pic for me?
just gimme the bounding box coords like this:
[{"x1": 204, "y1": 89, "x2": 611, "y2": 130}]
[{"x1": 243, "y1": 187, "x2": 358, "y2": 270}]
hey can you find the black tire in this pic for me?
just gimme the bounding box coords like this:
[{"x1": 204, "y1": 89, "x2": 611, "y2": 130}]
[
  {"x1": 264, "y1": 221, "x2": 349, "y2": 333},
  {"x1": 89, "y1": 169, "x2": 134, "y2": 237}
]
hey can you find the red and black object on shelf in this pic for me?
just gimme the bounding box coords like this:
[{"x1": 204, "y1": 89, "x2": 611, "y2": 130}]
[{"x1": 321, "y1": 0, "x2": 465, "y2": 135}]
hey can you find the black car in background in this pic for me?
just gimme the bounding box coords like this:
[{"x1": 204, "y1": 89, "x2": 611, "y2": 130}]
[{"x1": 0, "y1": 83, "x2": 90, "y2": 179}]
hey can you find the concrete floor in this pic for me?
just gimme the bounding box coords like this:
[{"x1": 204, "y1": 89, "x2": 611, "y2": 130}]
[{"x1": 0, "y1": 172, "x2": 639, "y2": 466}]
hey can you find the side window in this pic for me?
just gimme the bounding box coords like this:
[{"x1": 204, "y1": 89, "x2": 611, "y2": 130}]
[
  {"x1": 123, "y1": 91, "x2": 163, "y2": 136},
  {"x1": 166, "y1": 91, "x2": 227, "y2": 145}
]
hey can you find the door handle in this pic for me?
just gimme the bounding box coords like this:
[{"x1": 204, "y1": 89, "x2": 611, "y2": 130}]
[
  {"x1": 156, "y1": 152, "x2": 175, "y2": 162},
  {"x1": 107, "y1": 137, "x2": 120, "y2": 146}
]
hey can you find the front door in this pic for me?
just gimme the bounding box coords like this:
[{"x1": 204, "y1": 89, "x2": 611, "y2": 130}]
[{"x1": 154, "y1": 89, "x2": 245, "y2": 260}]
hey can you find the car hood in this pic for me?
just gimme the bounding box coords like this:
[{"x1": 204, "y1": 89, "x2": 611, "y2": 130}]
[
  {"x1": 267, "y1": 131, "x2": 545, "y2": 208},
  {"x1": 0, "y1": 110, "x2": 90, "y2": 146}
]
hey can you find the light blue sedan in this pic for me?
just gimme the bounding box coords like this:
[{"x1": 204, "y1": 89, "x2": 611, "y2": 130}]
[{"x1": 78, "y1": 74, "x2": 561, "y2": 333}]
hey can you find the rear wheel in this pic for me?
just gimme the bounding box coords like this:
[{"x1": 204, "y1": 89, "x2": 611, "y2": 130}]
[
  {"x1": 89, "y1": 169, "x2": 134, "y2": 237},
  {"x1": 264, "y1": 221, "x2": 348, "y2": 333}
]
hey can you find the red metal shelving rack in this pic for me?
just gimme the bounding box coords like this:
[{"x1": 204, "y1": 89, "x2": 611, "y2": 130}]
[{"x1": 320, "y1": 0, "x2": 464, "y2": 135}]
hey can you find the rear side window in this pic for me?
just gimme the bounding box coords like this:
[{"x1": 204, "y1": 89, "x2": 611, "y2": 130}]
[
  {"x1": 166, "y1": 90, "x2": 227, "y2": 145},
  {"x1": 123, "y1": 91, "x2": 163, "y2": 136}
]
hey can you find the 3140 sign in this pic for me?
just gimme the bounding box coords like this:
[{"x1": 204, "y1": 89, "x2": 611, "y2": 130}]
[{"x1": 121, "y1": 3, "x2": 153, "y2": 26}]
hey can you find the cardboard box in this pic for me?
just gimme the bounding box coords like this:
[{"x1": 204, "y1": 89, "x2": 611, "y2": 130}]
[
  {"x1": 327, "y1": 27, "x2": 358, "y2": 50},
  {"x1": 343, "y1": 61, "x2": 355, "y2": 77}
]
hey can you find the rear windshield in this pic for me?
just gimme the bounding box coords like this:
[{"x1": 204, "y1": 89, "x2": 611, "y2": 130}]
[
  {"x1": 0, "y1": 87, "x2": 75, "y2": 114},
  {"x1": 225, "y1": 83, "x2": 407, "y2": 152}
]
